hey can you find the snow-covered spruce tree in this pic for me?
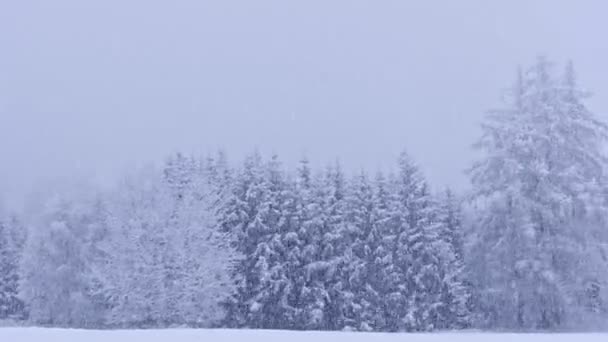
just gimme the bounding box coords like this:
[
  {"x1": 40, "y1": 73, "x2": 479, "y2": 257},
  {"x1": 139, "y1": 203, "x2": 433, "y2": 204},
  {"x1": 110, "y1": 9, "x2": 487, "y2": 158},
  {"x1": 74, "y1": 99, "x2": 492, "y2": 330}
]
[
  {"x1": 0, "y1": 216, "x2": 25, "y2": 320},
  {"x1": 393, "y1": 155, "x2": 441, "y2": 332},
  {"x1": 377, "y1": 170, "x2": 405, "y2": 332},
  {"x1": 382, "y1": 152, "x2": 426, "y2": 331},
  {"x1": 274, "y1": 166, "x2": 303, "y2": 329},
  {"x1": 315, "y1": 162, "x2": 351, "y2": 330},
  {"x1": 222, "y1": 151, "x2": 276, "y2": 328},
  {"x1": 292, "y1": 157, "x2": 327, "y2": 330},
  {"x1": 244, "y1": 154, "x2": 295, "y2": 329},
  {"x1": 366, "y1": 171, "x2": 401, "y2": 331},
  {"x1": 342, "y1": 171, "x2": 389, "y2": 331},
  {"x1": 467, "y1": 57, "x2": 608, "y2": 330},
  {"x1": 385, "y1": 151, "x2": 467, "y2": 332},
  {"x1": 289, "y1": 161, "x2": 349, "y2": 330},
  {"x1": 433, "y1": 189, "x2": 472, "y2": 330},
  {"x1": 19, "y1": 185, "x2": 106, "y2": 327},
  {"x1": 402, "y1": 182, "x2": 445, "y2": 332},
  {"x1": 437, "y1": 189, "x2": 464, "y2": 261}
]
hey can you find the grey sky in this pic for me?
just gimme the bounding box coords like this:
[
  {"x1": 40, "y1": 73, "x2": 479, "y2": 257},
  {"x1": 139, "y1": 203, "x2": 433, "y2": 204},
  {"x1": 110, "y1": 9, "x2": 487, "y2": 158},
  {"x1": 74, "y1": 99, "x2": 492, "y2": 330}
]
[{"x1": 1, "y1": 0, "x2": 607, "y2": 210}]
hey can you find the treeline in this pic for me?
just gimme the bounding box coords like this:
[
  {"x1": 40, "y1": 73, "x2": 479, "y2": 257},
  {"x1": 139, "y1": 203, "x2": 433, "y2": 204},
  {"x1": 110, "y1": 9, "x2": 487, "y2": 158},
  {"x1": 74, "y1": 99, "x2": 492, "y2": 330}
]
[{"x1": 1, "y1": 57, "x2": 608, "y2": 331}]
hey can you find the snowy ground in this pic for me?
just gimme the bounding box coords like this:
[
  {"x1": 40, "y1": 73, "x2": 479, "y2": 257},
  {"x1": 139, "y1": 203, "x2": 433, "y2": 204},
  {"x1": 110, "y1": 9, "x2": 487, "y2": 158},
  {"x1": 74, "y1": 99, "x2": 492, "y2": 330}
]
[{"x1": 0, "y1": 328, "x2": 607, "y2": 341}]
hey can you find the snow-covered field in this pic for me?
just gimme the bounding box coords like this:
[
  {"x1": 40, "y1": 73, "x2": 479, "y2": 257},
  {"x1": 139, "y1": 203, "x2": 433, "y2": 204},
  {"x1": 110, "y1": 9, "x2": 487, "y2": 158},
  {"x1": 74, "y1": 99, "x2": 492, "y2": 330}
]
[{"x1": 0, "y1": 328, "x2": 607, "y2": 341}]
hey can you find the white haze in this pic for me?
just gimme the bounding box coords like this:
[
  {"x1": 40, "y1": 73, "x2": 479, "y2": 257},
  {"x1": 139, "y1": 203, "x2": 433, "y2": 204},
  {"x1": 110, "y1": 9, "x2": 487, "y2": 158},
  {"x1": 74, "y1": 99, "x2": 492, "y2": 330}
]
[{"x1": 1, "y1": 0, "x2": 608, "y2": 210}]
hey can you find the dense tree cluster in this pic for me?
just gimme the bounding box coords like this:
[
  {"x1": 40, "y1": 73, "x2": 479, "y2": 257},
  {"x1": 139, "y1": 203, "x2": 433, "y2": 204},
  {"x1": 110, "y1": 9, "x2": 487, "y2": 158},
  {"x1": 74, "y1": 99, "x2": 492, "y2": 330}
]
[
  {"x1": 216, "y1": 151, "x2": 470, "y2": 331},
  {"x1": 1, "y1": 58, "x2": 607, "y2": 331}
]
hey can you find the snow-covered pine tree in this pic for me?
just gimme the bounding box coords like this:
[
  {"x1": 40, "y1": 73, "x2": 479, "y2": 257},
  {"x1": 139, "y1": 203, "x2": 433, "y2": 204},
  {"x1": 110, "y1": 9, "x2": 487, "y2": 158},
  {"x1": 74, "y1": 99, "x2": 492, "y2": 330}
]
[
  {"x1": 468, "y1": 57, "x2": 608, "y2": 330},
  {"x1": 396, "y1": 166, "x2": 442, "y2": 331},
  {"x1": 222, "y1": 151, "x2": 276, "y2": 328},
  {"x1": 271, "y1": 157, "x2": 319, "y2": 330},
  {"x1": 378, "y1": 170, "x2": 406, "y2": 332},
  {"x1": 0, "y1": 216, "x2": 24, "y2": 320},
  {"x1": 437, "y1": 189, "x2": 464, "y2": 261},
  {"x1": 365, "y1": 171, "x2": 400, "y2": 331},
  {"x1": 275, "y1": 167, "x2": 303, "y2": 329},
  {"x1": 343, "y1": 170, "x2": 383, "y2": 331},
  {"x1": 433, "y1": 188, "x2": 472, "y2": 330},
  {"x1": 297, "y1": 161, "x2": 349, "y2": 330},
  {"x1": 382, "y1": 152, "x2": 425, "y2": 331},
  {"x1": 245, "y1": 154, "x2": 294, "y2": 329},
  {"x1": 387, "y1": 151, "x2": 460, "y2": 332},
  {"x1": 317, "y1": 161, "x2": 350, "y2": 330},
  {"x1": 292, "y1": 157, "x2": 326, "y2": 329}
]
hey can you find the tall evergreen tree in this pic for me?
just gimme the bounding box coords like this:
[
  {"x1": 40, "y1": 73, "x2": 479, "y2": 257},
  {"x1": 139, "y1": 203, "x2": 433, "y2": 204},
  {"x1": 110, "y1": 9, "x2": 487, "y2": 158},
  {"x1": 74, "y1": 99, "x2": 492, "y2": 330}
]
[
  {"x1": 468, "y1": 57, "x2": 608, "y2": 330},
  {"x1": 245, "y1": 154, "x2": 294, "y2": 328},
  {"x1": 223, "y1": 151, "x2": 276, "y2": 328},
  {"x1": 434, "y1": 188, "x2": 472, "y2": 330},
  {"x1": 383, "y1": 151, "x2": 467, "y2": 331},
  {"x1": 343, "y1": 171, "x2": 384, "y2": 331},
  {"x1": 0, "y1": 216, "x2": 24, "y2": 320},
  {"x1": 317, "y1": 162, "x2": 350, "y2": 330},
  {"x1": 292, "y1": 157, "x2": 325, "y2": 329}
]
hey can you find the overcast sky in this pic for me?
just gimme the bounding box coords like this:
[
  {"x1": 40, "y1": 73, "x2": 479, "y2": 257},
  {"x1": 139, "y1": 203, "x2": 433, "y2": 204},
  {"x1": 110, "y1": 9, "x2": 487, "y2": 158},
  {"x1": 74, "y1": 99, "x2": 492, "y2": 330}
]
[{"x1": 1, "y1": 0, "x2": 607, "y2": 210}]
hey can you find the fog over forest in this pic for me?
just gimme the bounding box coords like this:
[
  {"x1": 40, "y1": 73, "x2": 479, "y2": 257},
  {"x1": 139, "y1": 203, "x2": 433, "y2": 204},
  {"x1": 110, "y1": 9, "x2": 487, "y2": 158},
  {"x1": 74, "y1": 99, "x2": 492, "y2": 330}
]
[
  {"x1": 2, "y1": 0, "x2": 608, "y2": 336},
  {"x1": 2, "y1": 1, "x2": 608, "y2": 210}
]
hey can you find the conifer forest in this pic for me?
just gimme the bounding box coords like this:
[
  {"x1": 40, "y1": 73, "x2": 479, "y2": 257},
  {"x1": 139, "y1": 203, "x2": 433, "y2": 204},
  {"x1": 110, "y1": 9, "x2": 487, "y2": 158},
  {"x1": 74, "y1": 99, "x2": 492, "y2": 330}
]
[{"x1": 2, "y1": 58, "x2": 608, "y2": 333}]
